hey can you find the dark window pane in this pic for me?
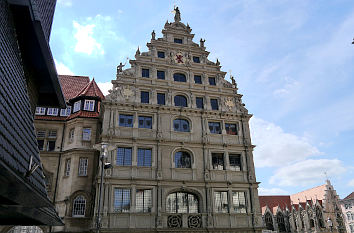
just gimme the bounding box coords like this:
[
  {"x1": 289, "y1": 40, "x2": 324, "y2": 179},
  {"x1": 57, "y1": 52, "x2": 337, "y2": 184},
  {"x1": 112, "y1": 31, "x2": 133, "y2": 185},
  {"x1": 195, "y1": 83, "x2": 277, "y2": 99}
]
[
  {"x1": 174, "y1": 95, "x2": 187, "y2": 107},
  {"x1": 157, "y1": 70, "x2": 165, "y2": 80},
  {"x1": 174, "y1": 38, "x2": 183, "y2": 44},
  {"x1": 47, "y1": 141, "x2": 56, "y2": 151},
  {"x1": 173, "y1": 119, "x2": 190, "y2": 132},
  {"x1": 138, "y1": 116, "x2": 152, "y2": 129},
  {"x1": 141, "y1": 91, "x2": 149, "y2": 103},
  {"x1": 211, "y1": 99, "x2": 219, "y2": 110},
  {"x1": 212, "y1": 153, "x2": 224, "y2": 170},
  {"x1": 37, "y1": 139, "x2": 44, "y2": 151},
  {"x1": 119, "y1": 114, "x2": 133, "y2": 127},
  {"x1": 209, "y1": 122, "x2": 221, "y2": 134},
  {"x1": 157, "y1": 51, "x2": 165, "y2": 58},
  {"x1": 175, "y1": 151, "x2": 191, "y2": 168},
  {"x1": 194, "y1": 75, "x2": 202, "y2": 84},
  {"x1": 157, "y1": 93, "x2": 165, "y2": 105},
  {"x1": 173, "y1": 73, "x2": 186, "y2": 82},
  {"x1": 196, "y1": 97, "x2": 203, "y2": 109},
  {"x1": 193, "y1": 56, "x2": 200, "y2": 63},
  {"x1": 229, "y1": 154, "x2": 241, "y2": 171},
  {"x1": 142, "y1": 69, "x2": 150, "y2": 78},
  {"x1": 209, "y1": 77, "x2": 216, "y2": 85},
  {"x1": 225, "y1": 123, "x2": 237, "y2": 135}
]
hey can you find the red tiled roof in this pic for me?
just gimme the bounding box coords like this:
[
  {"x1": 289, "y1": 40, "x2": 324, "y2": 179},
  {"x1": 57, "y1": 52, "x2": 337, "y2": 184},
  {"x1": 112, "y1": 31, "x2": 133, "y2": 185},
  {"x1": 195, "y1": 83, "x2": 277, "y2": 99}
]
[
  {"x1": 66, "y1": 111, "x2": 100, "y2": 120},
  {"x1": 58, "y1": 75, "x2": 90, "y2": 101},
  {"x1": 259, "y1": 196, "x2": 291, "y2": 214},
  {"x1": 290, "y1": 184, "x2": 326, "y2": 204},
  {"x1": 344, "y1": 192, "x2": 354, "y2": 200},
  {"x1": 35, "y1": 115, "x2": 67, "y2": 121},
  {"x1": 74, "y1": 78, "x2": 105, "y2": 100}
]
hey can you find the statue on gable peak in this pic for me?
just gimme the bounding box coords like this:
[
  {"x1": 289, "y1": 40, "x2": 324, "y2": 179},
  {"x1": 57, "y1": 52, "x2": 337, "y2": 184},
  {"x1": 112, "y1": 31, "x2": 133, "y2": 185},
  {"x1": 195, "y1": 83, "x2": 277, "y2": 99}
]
[{"x1": 174, "y1": 7, "x2": 181, "y2": 22}]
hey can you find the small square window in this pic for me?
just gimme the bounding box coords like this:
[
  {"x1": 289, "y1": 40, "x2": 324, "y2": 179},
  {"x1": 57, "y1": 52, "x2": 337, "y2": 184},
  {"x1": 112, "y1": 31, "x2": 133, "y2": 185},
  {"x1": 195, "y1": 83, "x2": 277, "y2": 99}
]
[
  {"x1": 119, "y1": 114, "x2": 133, "y2": 127},
  {"x1": 157, "y1": 70, "x2": 165, "y2": 80},
  {"x1": 82, "y1": 128, "x2": 91, "y2": 141},
  {"x1": 47, "y1": 141, "x2": 56, "y2": 151},
  {"x1": 212, "y1": 153, "x2": 224, "y2": 170},
  {"x1": 225, "y1": 123, "x2": 237, "y2": 135},
  {"x1": 142, "y1": 69, "x2": 150, "y2": 78},
  {"x1": 137, "y1": 148, "x2": 152, "y2": 167},
  {"x1": 116, "y1": 147, "x2": 132, "y2": 166},
  {"x1": 229, "y1": 154, "x2": 241, "y2": 171},
  {"x1": 138, "y1": 116, "x2": 152, "y2": 129},
  {"x1": 47, "y1": 108, "x2": 58, "y2": 116},
  {"x1": 48, "y1": 130, "x2": 57, "y2": 138},
  {"x1": 193, "y1": 56, "x2": 200, "y2": 63},
  {"x1": 35, "y1": 107, "x2": 46, "y2": 115},
  {"x1": 157, "y1": 93, "x2": 165, "y2": 105},
  {"x1": 194, "y1": 75, "x2": 202, "y2": 84},
  {"x1": 141, "y1": 91, "x2": 149, "y2": 104},
  {"x1": 73, "y1": 101, "x2": 81, "y2": 112},
  {"x1": 174, "y1": 38, "x2": 183, "y2": 44},
  {"x1": 37, "y1": 130, "x2": 46, "y2": 138},
  {"x1": 60, "y1": 106, "x2": 72, "y2": 116},
  {"x1": 210, "y1": 99, "x2": 219, "y2": 110},
  {"x1": 209, "y1": 77, "x2": 216, "y2": 86},
  {"x1": 196, "y1": 97, "x2": 204, "y2": 109},
  {"x1": 209, "y1": 122, "x2": 221, "y2": 134},
  {"x1": 84, "y1": 100, "x2": 95, "y2": 111},
  {"x1": 157, "y1": 51, "x2": 165, "y2": 58}
]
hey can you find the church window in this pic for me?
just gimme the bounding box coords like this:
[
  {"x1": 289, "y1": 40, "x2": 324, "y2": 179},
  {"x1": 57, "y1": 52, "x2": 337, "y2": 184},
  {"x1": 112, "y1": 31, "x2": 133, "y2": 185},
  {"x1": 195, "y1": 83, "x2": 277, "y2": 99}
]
[
  {"x1": 142, "y1": 68, "x2": 150, "y2": 78},
  {"x1": 214, "y1": 191, "x2": 229, "y2": 213},
  {"x1": 82, "y1": 128, "x2": 91, "y2": 141},
  {"x1": 65, "y1": 159, "x2": 71, "y2": 176},
  {"x1": 265, "y1": 212, "x2": 274, "y2": 230},
  {"x1": 136, "y1": 189, "x2": 152, "y2": 212},
  {"x1": 78, "y1": 158, "x2": 88, "y2": 176},
  {"x1": 196, "y1": 97, "x2": 204, "y2": 109},
  {"x1": 173, "y1": 73, "x2": 186, "y2": 82},
  {"x1": 141, "y1": 91, "x2": 149, "y2": 103},
  {"x1": 84, "y1": 100, "x2": 95, "y2": 111},
  {"x1": 194, "y1": 75, "x2": 202, "y2": 84},
  {"x1": 210, "y1": 98, "x2": 219, "y2": 110},
  {"x1": 60, "y1": 106, "x2": 71, "y2": 116},
  {"x1": 173, "y1": 119, "x2": 190, "y2": 132},
  {"x1": 316, "y1": 206, "x2": 325, "y2": 228},
  {"x1": 193, "y1": 56, "x2": 200, "y2": 63},
  {"x1": 114, "y1": 188, "x2": 131, "y2": 212},
  {"x1": 117, "y1": 147, "x2": 132, "y2": 166},
  {"x1": 72, "y1": 195, "x2": 86, "y2": 217},
  {"x1": 229, "y1": 154, "x2": 241, "y2": 171},
  {"x1": 232, "y1": 191, "x2": 246, "y2": 213},
  {"x1": 157, "y1": 93, "x2": 165, "y2": 105},
  {"x1": 138, "y1": 116, "x2": 152, "y2": 129},
  {"x1": 225, "y1": 123, "x2": 237, "y2": 135},
  {"x1": 119, "y1": 114, "x2": 133, "y2": 127},
  {"x1": 157, "y1": 70, "x2": 165, "y2": 79},
  {"x1": 174, "y1": 38, "x2": 183, "y2": 44},
  {"x1": 212, "y1": 153, "x2": 224, "y2": 170},
  {"x1": 73, "y1": 100, "x2": 81, "y2": 112},
  {"x1": 174, "y1": 95, "x2": 187, "y2": 107},
  {"x1": 46, "y1": 140, "x2": 56, "y2": 151},
  {"x1": 277, "y1": 212, "x2": 286, "y2": 232},
  {"x1": 209, "y1": 122, "x2": 221, "y2": 134},
  {"x1": 35, "y1": 107, "x2": 46, "y2": 115},
  {"x1": 47, "y1": 108, "x2": 58, "y2": 116},
  {"x1": 157, "y1": 51, "x2": 165, "y2": 58},
  {"x1": 166, "y1": 192, "x2": 199, "y2": 213},
  {"x1": 137, "y1": 148, "x2": 152, "y2": 167},
  {"x1": 209, "y1": 77, "x2": 216, "y2": 85},
  {"x1": 174, "y1": 151, "x2": 191, "y2": 168}
]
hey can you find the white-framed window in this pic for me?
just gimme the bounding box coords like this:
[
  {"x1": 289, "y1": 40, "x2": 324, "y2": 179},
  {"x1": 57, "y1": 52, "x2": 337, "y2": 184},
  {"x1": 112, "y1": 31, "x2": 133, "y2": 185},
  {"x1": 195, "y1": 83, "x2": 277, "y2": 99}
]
[
  {"x1": 35, "y1": 107, "x2": 46, "y2": 115},
  {"x1": 83, "y1": 100, "x2": 95, "y2": 111},
  {"x1": 72, "y1": 195, "x2": 86, "y2": 217},
  {"x1": 47, "y1": 108, "x2": 58, "y2": 116},
  {"x1": 48, "y1": 130, "x2": 57, "y2": 138},
  {"x1": 65, "y1": 159, "x2": 71, "y2": 176},
  {"x1": 82, "y1": 128, "x2": 91, "y2": 141},
  {"x1": 73, "y1": 101, "x2": 81, "y2": 112},
  {"x1": 78, "y1": 158, "x2": 88, "y2": 176},
  {"x1": 69, "y1": 128, "x2": 75, "y2": 142},
  {"x1": 60, "y1": 106, "x2": 72, "y2": 116}
]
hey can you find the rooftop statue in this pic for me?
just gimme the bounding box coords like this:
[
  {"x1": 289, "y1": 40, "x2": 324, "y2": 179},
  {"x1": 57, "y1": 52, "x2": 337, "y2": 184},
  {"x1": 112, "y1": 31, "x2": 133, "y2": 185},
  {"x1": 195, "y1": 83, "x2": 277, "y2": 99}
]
[{"x1": 174, "y1": 7, "x2": 181, "y2": 22}]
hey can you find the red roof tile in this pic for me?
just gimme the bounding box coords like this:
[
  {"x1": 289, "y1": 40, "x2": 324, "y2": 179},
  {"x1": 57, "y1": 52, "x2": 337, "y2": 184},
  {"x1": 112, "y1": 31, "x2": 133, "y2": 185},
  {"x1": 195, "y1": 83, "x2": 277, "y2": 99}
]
[
  {"x1": 74, "y1": 78, "x2": 105, "y2": 100},
  {"x1": 58, "y1": 75, "x2": 90, "y2": 101},
  {"x1": 66, "y1": 111, "x2": 100, "y2": 120},
  {"x1": 35, "y1": 115, "x2": 67, "y2": 121},
  {"x1": 344, "y1": 192, "x2": 354, "y2": 200},
  {"x1": 259, "y1": 196, "x2": 291, "y2": 214}
]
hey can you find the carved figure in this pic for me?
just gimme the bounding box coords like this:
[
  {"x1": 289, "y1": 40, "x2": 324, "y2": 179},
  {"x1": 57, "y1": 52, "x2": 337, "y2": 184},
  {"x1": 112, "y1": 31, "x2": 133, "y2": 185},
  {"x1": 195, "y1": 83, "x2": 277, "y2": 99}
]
[
  {"x1": 174, "y1": 7, "x2": 181, "y2": 22},
  {"x1": 216, "y1": 58, "x2": 220, "y2": 66},
  {"x1": 230, "y1": 75, "x2": 236, "y2": 87},
  {"x1": 200, "y1": 38, "x2": 205, "y2": 47},
  {"x1": 116, "y1": 62, "x2": 124, "y2": 74},
  {"x1": 151, "y1": 30, "x2": 155, "y2": 40},
  {"x1": 135, "y1": 47, "x2": 140, "y2": 56}
]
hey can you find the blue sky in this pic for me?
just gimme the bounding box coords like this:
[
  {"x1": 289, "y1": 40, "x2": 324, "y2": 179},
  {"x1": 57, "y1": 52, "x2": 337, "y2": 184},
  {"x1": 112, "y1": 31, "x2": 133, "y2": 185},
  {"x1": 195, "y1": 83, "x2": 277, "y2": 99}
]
[{"x1": 51, "y1": 0, "x2": 354, "y2": 198}]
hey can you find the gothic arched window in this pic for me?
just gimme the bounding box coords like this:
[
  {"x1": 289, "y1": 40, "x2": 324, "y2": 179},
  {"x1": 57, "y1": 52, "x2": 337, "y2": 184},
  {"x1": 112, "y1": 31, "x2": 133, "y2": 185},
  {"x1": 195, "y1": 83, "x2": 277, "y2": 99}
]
[
  {"x1": 166, "y1": 192, "x2": 199, "y2": 213},
  {"x1": 173, "y1": 119, "x2": 190, "y2": 132},
  {"x1": 72, "y1": 195, "x2": 86, "y2": 217},
  {"x1": 173, "y1": 73, "x2": 186, "y2": 82},
  {"x1": 265, "y1": 212, "x2": 274, "y2": 230},
  {"x1": 316, "y1": 207, "x2": 325, "y2": 228},
  {"x1": 174, "y1": 95, "x2": 187, "y2": 107},
  {"x1": 174, "y1": 151, "x2": 191, "y2": 168},
  {"x1": 277, "y1": 212, "x2": 286, "y2": 232}
]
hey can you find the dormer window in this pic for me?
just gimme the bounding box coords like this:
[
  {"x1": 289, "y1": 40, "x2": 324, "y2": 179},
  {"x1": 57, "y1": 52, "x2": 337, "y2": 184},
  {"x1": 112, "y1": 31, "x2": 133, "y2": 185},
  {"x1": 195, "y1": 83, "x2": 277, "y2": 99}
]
[
  {"x1": 73, "y1": 101, "x2": 81, "y2": 113},
  {"x1": 193, "y1": 56, "x2": 200, "y2": 63},
  {"x1": 47, "y1": 108, "x2": 58, "y2": 116},
  {"x1": 60, "y1": 106, "x2": 72, "y2": 116},
  {"x1": 174, "y1": 38, "x2": 183, "y2": 44},
  {"x1": 35, "y1": 107, "x2": 46, "y2": 115},
  {"x1": 157, "y1": 51, "x2": 165, "y2": 58},
  {"x1": 84, "y1": 100, "x2": 95, "y2": 111}
]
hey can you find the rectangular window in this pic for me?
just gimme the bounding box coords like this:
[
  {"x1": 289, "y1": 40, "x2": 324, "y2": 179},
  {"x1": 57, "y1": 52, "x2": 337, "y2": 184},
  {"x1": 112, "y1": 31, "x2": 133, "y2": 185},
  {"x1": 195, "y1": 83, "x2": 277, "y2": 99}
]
[
  {"x1": 82, "y1": 128, "x2": 91, "y2": 141},
  {"x1": 37, "y1": 139, "x2": 44, "y2": 151},
  {"x1": 137, "y1": 148, "x2": 152, "y2": 167},
  {"x1": 47, "y1": 108, "x2": 58, "y2": 116},
  {"x1": 194, "y1": 75, "x2": 202, "y2": 84},
  {"x1": 138, "y1": 116, "x2": 152, "y2": 129},
  {"x1": 142, "y1": 68, "x2": 150, "y2": 78},
  {"x1": 73, "y1": 101, "x2": 81, "y2": 112},
  {"x1": 229, "y1": 154, "x2": 241, "y2": 171},
  {"x1": 136, "y1": 189, "x2": 152, "y2": 212},
  {"x1": 116, "y1": 147, "x2": 132, "y2": 166},
  {"x1": 141, "y1": 91, "x2": 149, "y2": 104},
  {"x1": 60, "y1": 106, "x2": 72, "y2": 116},
  {"x1": 157, "y1": 51, "x2": 165, "y2": 58},
  {"x1": 196, "y1": 97, "x2": 204, "y2": 109},
  {"x1": 209, "y1": 122, "x2": 221, "y2": 134},
  {"x1": 37, "y1": 130, "x2": 46, "y2": 138},
  {"x1": 225, "y1": 123, "x2": 237, "y2": 135},
  {"x1": 35, "y1": 107, "x2": 46, "y2": 115},
  {"x1": 193, "y1": 56, "x2": 200, "y2": 63},
  {"x1": 174, "y1": 38, "x2": 183, "y2": 44},
  {"x1": 48, "y1": 130, "x2": 57, "y2": 138},
  {"x1": 210, "y1": 99, "x2": 219, "y2": 110},
  {"x1": 114, "y1": 188, "x2": 131, "y2": 212},
  {"x1": 69, "y1": 128, "x2": 75, "y2": 142},
  {"x1": 214, "y1": 191, "x2": 229, "y2": 213},
  {"x1": 157, "y1": 93, "x2": 165, "y2": 105},
  {"x1": 84, "y1": 100, "x2": 95, "y2": 111},
  {"x1": 78, "y1": 158, "x2": 88, "y2": 176},
  {"x1": 65, "y1": 159, "x2": 71, "y2": 176},
  {"x1": 209, "y1": 77, "x2": 216, "y2": 85},
  {"x1": 47, "y1": 141, "x2": 56, "y2": 151},
  {"x1": 232, "y1": 192, "x2": 247, "y2": 213},
  {"x1": 157, "y1": 70, "x2": 165, "y2": 80},
  {"x1": 212, "y1": 153, "x2": 224, "y2": 170},
  {"x1": 119, "y1": 114, "x2": 133, "y2": 127}
]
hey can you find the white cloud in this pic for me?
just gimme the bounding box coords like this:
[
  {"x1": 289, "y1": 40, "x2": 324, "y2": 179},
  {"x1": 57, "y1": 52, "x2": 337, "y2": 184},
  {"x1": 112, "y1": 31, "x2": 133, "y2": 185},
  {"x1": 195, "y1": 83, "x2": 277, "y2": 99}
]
[
  {"x1": 258, "y1": 187, "x2": 288, "y2": 195},
  {"x1": 97, "y1": 82, "x2": 112, "y2": 96},
  {"x1": 54, "y1": 59, "x2": 74, "y2": 75},
  {"x1": 250, "y1": 117, "x2": 322, "y2": 167},
  {"x1": 73, "y1": 21, "x2": 104, "y2": 55},
  {"x1": 348, "y1": 179, "x2": 354, "y2": 187},
  {"x1": 57, "y1": 0, "x2": 72, "y2": 7},
  {"x1": 270, "y1": 159, "x2": 346, "y2": 187}
]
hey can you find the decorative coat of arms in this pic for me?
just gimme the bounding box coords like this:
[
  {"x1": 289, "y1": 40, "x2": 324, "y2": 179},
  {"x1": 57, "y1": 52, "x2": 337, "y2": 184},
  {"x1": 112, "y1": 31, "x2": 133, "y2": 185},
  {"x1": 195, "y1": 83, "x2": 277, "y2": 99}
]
[{"x1": 224, "y1": 97, "x2": 235, "y2": 110}]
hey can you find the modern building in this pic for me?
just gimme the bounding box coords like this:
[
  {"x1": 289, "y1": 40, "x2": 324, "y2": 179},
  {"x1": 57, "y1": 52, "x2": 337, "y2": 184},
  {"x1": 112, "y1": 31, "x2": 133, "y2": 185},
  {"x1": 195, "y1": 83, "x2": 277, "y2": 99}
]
[
  {"x1": 0, "y1": 0, "x2": 64, "y2": 227},
  {"x1": 33, "y1": 75, "x2": 105, "y2": 232},
  {"x1": 259, "y1": 180, "x2": 346, "y2": 233},
  {"x1": 340, "y1": 192, "x2": 354, "y2": 233},
  {"x1": 99, "y1": 7, "x2": 263, "y2": 232}
]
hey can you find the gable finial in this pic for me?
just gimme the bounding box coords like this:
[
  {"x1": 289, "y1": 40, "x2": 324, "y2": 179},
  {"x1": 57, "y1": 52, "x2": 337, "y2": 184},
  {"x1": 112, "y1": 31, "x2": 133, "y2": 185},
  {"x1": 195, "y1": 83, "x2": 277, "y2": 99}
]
[
  {"x1": 174, "y1": 6, "x2": 181, "y2": 22},
  {"x1": 135, "y1": 46, "x2": 140, "y2": 56}
]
